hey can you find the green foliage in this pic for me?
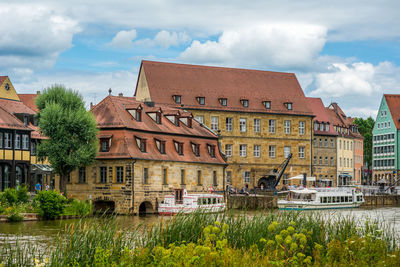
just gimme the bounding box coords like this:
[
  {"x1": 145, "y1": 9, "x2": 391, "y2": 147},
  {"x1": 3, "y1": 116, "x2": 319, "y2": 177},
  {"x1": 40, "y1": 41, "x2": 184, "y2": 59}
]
[
  {"x1": 0, "y1": 188, "x2": 18, "y2": 205},
  {"x1": 16, "y1": 185, "x2": 29, "y2": 203},
  {"x1": 33, "y1": 190, "x2": 67, "y2": 220},
  {"x1": 63, "y1": 199, "x2": 92, "y2": 216},
  {"x1": 354, "y1": 116, "x2": 375, "y2": 168},
  {"x1": 5, "y1": 206, "x2": 24, "y2": 222},
  {"x1": 35, "y1": 85, "x2": 98, "y2": 193}
]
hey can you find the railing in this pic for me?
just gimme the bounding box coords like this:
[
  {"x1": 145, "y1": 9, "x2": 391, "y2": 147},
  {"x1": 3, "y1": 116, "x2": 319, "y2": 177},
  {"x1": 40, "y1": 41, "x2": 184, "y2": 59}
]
[{"x1": 361, "y1": 186, "x2": 400, "y2": 196}]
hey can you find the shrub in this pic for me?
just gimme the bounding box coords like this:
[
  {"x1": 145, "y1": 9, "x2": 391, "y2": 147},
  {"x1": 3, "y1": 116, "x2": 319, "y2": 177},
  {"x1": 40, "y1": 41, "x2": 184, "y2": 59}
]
[
  {"x1": 0, "y1": 201, "x2": 5, "y2": 214},
  {"x1": 33, "y1": 190, "x2": 67, "y2": 220},
  {"x1": 64, "y1": 199, "x2": 92, "y2": 216},
  {"x1": 6, "y1": 206, "x2": 24, "y2": 222},
  {"x1": 0, "y1": 188, "x2": 18, "y2": 205},
  {"x1": 16, "y1": 185, "x2": 29, "y2": 203}
]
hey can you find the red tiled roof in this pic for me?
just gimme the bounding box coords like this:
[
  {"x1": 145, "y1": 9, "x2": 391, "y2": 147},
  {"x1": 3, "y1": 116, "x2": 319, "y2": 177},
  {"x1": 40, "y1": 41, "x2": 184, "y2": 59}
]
[
  {"x1": 306, "y1": 97, "x2": 337, "y2": 136},
  {"x1": 0, "y1": 76, "x2": 7, "y2": 85},
  {"x1": 384, "y1": 94, "x2": 400, "y2": 130},
  {"x1": 0, "y1": 106, "x2": 31, "y2": 131},
  {"x1": 326, "y1": 103, "x2": 363, "y2": 139},
  {"x1": 0, "y1": 98, "x2": 36, "y2": 115},
  {"x1": 18, "y1": 94, "x2": 39, "y2": 112},
  {"x1": 136, "y1": 60, "x2": 314, "y2": 116},
  {"x1": 92, "y1": 96, "x2": 226, "y2": 164}
]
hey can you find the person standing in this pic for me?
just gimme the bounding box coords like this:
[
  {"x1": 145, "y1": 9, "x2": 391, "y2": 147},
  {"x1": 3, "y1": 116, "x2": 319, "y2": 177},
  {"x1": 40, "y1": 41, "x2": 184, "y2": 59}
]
[
  {"x1": 45, "y1": 183, "x2": 50, "y2": 191},
  {"x1": 35, "y1": 182, "x2": 41, "y2": 193}
]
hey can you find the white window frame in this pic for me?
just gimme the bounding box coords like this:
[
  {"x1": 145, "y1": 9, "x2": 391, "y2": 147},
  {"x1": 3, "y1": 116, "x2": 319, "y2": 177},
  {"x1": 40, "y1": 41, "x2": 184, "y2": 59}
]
[
  {"x1": 284, "y1": 120, "x2": 291, "y2": 134},
  {"x1": 243, "y1": 171, "x2": 250, "y2": 183},
  {"x1": 269, "y1": 145, "x2": 276, "y2": 158},
  {"x1": 299, "y1": 121, "x2": 305, "y2": 135},
  {"x1": 298, "y1": 146, "x2": 305, "y2": 159},
  {"x1": 226, "y1": 117, "x2": 233, "y2": 132},
  {"x1": 195, "y1": 115, "x2": 204, "y2": 124},
  {"x1": 254, "y1": 145, "x2": 260, "y2": 157},
  {"x1": 211, "y1": 116, "x2": 219, "y2": 131},
  {"x1": 239, "y1": 145, "x2": 247, "y2": 157},
  {"x1": 269, "y1": 119, "x2": 275, "y2": 133},
  {"x1": 225, "y1": 144, "x2": 232, "y2": 157},
  {"x1": 239, "y1": 118, "x2": 247, "y2": 132},
  {"x1": 254, "y1": 118, "x2": 261, "y2": 133},
  {"x1": 284, "y1": 146, "x2": 291, "y2": 158}
]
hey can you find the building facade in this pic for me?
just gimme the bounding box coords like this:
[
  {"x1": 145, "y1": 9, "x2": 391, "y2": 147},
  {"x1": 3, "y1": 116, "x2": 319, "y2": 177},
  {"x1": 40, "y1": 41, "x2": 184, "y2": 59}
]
[
  {"x1": 67, "y1": 95, "x2": 226, "y2": 214},
  {"x1": 307, "y1": 98, "x2": 337, "y2": 186},
  {"x1": 326, "y1": 103, "x2": 363, "y2": 185},
  {"x1": 372, "y1": 95, "x2": 399, "y2": 185},
  {"x1": 134, "y1": 61, "x2": 314, "y2": 189}
]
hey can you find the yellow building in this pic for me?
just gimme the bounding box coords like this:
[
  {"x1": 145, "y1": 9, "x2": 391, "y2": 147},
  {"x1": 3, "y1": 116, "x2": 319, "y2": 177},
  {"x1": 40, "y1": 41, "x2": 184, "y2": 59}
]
[{"x1": 135, "y1": 61, "x2": 314, "y2": 189}]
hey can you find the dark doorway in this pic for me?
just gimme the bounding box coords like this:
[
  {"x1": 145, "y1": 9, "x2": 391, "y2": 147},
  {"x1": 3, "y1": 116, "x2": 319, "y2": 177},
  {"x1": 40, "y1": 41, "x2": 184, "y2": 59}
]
[
  {"x1": 257, "y1": 175, "x2": 277, "y2": 190},
  {"x1": 139, "y1": 201, "x2": 153, "y2": 216},
  {"x1": 93, "y1": 200, "x2": 115, "y2": 214}
]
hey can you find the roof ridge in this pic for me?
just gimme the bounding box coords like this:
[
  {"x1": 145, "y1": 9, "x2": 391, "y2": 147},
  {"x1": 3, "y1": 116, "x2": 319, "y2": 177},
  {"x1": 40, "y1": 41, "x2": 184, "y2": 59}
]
[{"x1": 0, "y1": 105, "x2": 31, "y2": 130}]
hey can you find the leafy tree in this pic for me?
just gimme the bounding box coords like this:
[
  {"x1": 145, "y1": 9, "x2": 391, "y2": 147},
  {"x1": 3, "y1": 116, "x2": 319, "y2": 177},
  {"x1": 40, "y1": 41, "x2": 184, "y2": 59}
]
[
  {"x1": 36, "y1": 85, "x2": 98, "y2": 194},
  {"x1": 353, "y1": 117, "x2": 375, "y2": 169},
  {"x1": 34, "y1": 190, "x2": 67, "y2": 219}
]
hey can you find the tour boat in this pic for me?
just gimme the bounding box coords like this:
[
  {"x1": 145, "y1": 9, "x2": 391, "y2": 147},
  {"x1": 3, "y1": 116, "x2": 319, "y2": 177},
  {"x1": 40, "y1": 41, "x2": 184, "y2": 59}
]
[
  {"x1": 158, "y1": 189, "x2": 225, "y2": 215},
  {"x1": 278, "y1": 187, "x2": 365, "y2": 210}
]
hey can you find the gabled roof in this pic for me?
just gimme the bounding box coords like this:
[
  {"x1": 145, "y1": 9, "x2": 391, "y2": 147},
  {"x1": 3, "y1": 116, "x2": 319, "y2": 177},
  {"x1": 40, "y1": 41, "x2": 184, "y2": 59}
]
[
  {"x1": 18, "y1": 94, "x2": 39, "y2": 112},
  {"x1": 93, "y1": 95, "x2": 226, "y2": 164},
  {"x1": 0, "y1": 98, "x2": 36, "y2": 115},
  {"x1": 326, "y1": 103, "x2": 363, "y2": 139},
  {"x1": 0, "y1": 106, "x2": 31, "y2": 131},
  {"x1": 384, "y1": 94, "x2": 400, "y2": 130},
  {"x1": 136, "y1": 60, "x2": 314, "y2": 116},
  {"x1": 306, "y1": 97, "x2": 337, "y2": 136}
]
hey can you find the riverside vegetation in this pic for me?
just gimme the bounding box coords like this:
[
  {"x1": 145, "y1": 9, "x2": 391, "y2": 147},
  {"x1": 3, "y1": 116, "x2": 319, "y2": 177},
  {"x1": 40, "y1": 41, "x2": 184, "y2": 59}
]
[
  {"x1": 1, "y1": 211, "x2": 400, "y2": 266},
  {"x1": 0, "y1": 188, "x2": 92, "y2": 222}
]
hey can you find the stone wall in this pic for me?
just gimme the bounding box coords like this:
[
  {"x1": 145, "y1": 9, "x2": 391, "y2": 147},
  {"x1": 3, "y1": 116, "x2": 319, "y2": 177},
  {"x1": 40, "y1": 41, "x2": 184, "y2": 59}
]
[
  {"x1": 227, "y1": 194, "x2": 277, "y2": 209},
  {"x1": 362, "y1": 195, "x2": 400, "y2": 206}
]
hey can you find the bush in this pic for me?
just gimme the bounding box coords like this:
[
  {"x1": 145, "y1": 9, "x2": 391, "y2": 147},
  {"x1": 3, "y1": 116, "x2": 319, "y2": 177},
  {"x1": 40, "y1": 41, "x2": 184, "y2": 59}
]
[
  {"x1": 0, "y1": 188, "x2": 18, "y2": 205},
  {"x1": 64, "y1": 199, "x2": 92, "y2": 216},
  {"x1": 16, "y1": 185, "x2": 29, "y2": 203},
  {"x1": 6, "y1": 206, "x2": 24, "y2": 222},
  {"x1": 33, "y1": 190, "x2": 67, "y2": 220}
]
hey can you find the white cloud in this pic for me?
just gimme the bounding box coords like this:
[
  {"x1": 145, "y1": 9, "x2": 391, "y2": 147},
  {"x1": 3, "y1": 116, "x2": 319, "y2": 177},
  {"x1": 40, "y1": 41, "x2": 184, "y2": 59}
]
[
  {"x1": 108, "y1": 30, "x2": 137, "y2": 49},
  {"x1": 135, "y1": 30, "x2": 191, "y2": 48},
  {"x1": 179, "y1": 24, "x2": 327, "y2": 69},
  {"x1": 0, "y1": 4, "x2": 80, "y2": 72}
]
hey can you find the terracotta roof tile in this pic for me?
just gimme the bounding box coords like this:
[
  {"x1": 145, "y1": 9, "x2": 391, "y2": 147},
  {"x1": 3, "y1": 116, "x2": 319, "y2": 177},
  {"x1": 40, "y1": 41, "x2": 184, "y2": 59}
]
[
  {"x1": 137, "y1": 60, "x2": 314, "y2": 116},
  {"x1": 325, "y1": 103, "x2": 363, "y2": 139},
  {"x1": 384, "y1": 94, "x2": 400, "y2": 130},
  {"x1": 0, "y1": 76, "x2": 7, "y2": 85},
  {"x1": 0, "y1": 106, "x2": 31, "y2": 131},
  {"x1": 0, "y1": 98, "x2": 36, "y2": 115},
  {"x1": 306, "y1": 97, "x2": 337, "y2": 136}
]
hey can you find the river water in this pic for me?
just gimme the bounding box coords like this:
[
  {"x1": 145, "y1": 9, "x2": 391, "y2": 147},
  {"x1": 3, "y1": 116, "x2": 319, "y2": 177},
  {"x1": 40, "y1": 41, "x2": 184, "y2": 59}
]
[{"x1": 1, "y1": 207, "x2": 400, "y2": 245}]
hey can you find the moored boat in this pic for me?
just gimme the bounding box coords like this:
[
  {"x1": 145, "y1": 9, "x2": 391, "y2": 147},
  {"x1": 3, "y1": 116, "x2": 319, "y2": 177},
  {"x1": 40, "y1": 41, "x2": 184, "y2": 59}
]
[
  {"x1": 158, "y1": 189, "x2": 225, "y2": 215},
  {"x1": 278, "y1": 187, "x2": 364, "y2": 210}
]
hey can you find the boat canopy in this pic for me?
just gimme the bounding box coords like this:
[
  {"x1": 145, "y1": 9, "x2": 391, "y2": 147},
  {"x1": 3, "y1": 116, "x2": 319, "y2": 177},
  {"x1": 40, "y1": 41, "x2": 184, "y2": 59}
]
[
  {"x1": 288, "y1": 175, "x2": 316, "y2": 182},
  {"x1": 290, "y1": 188, "x2": 317, "y2": 194}
]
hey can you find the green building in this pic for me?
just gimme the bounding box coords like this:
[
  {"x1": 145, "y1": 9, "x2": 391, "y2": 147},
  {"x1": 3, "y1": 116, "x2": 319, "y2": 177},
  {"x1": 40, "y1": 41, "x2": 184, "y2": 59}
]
[{"x1": 372, "y1": 94, "x2": 400, "y2": 185}]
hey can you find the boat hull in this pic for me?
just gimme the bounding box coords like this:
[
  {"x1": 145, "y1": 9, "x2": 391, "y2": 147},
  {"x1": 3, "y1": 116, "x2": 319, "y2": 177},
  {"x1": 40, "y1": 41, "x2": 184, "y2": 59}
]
[
  {"x1": 158, "y1": 204, "x2": 225, "y2": 216},
  {"x1": 278, "y1": 201, "x2": 362, "y2": 210}
]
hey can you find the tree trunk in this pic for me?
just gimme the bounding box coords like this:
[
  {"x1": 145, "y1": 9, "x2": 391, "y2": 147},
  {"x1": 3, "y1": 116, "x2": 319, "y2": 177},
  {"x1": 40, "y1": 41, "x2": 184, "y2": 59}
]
[{"x1": 59, "y1": 173, "x2": 67, "y2": 195}]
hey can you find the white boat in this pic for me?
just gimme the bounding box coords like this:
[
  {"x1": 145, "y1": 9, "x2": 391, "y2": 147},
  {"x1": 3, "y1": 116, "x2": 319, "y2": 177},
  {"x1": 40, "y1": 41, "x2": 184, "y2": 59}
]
[
  {"x1": 278, "y1": 187, "x2": 365, "y2": 210},
  {"x1": 158, "y1": 189, "x2": 225, "y2": 215}
]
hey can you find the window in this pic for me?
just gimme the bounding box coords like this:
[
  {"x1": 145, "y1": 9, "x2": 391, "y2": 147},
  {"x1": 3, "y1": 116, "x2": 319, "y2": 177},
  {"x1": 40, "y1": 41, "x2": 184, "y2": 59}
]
[
  {"x1": 15, "y1": 134, "x2": 21, "y2": 149},
  {"x1": 284, "y1": 146, "x2": 291, "y2": 158},
  {"x1": 24, "y1": 116, "x2": 29, "y2": 126},
  {"x1": 213, "y1": 171, "x2": 217, "y2": 186},
  {"x1": 240, "y1": 145, "x2": 247, "y2": 157},
  {"x1": 269, "y1": 120, "x2": 275, "y2": 133},
  {"x1": 100, "y1": 139, "x2": 110, "y2": 152},
  {"x1": 211, "y1": 116, "x2": 219, "y2": 131},
  {"x1": 326, "y1": 124, "x2": 330, "y2": 131},
  {"x1": 180, "y1": 169, "x2": 185, "y2": 185},
  {"x1": 313, "y1": 156, "x2": 317, "y2": 164},
  {"x1": 226, "y1": 117, "x2": 233, "y2": 132},
  {"x1": 299, "y1": 121, "x2": 305, "y2": 135},
  {"x1": 325, "y1": 157, "x2": 328, "y2": 165},
  {"x1": 173, "y1": 95, "x2": 181, "y2": 104},
  {"x1": 219, "y1": 98, "x2": 227, "y2": 106},
  {"x1": 5, "y1": 133, "x2": 12, "y2": 148},
  {"x1": 330, "y1": 139, "x2": 334, "y2": 148},
  {"x1": 243, "y1": 171, "x2": 250, "y2": 183},
  {"x1": 314, "y1": 123, "x2": 318, "y2": 131},
  {"x1": 325, "y1": 139, "x2": 328, "y2": 147},
  {"x1": 0, "y1": 132, "x2": 2, "y2": 148},
  {"x1": 388, "y1": 122, "x2": 391, "y2": 128},
  {"x1": 241, "y1": 99, "x2": 249, "y2": 107},
  {"x1": 31, "y1": 142, "x2": 36, "y2": 155},
  {"x1": 22, "y1": 135, "x2": 29, "y2": 150},
  {"x1": 225, "y1": 144, "x2": 232, "y2": 157},
  {"x1": 163, "y1": 168, "x2": 168, "y2": 185},
  {"x1": 263, "y1": 101, "x2": 271, "y2": 109},
  {"x1": 254, "y1": 145, "x2": 260, "y2": 157},
  {"x1": 226, "y1": 171, "x2": 232, "y2": 183},
  {"x1": 135, "y1": 137, "x2": 146, "y2": 152},
  {"x1": 319, "y1": 139, "x2": 322, "y2": 147},
  {"x1": 350, "y1": 142, "x2": 353, "y2": 150},
  {"x1": 208, "y1": 144, "x2": 216, "y2": 158},
  {"x1": 197, "y1": 97, "x2": 205, "y2": 105},
  {"x1": 330, "y1": 157, "x2": 334, "y2": 166},
  {"x1": 135, "y1": 109, "x2": 142, "y2": 121},
  {"x1": 347, "y1": 158, "x2": 349, "y2": 167},
  {"x1": 350, "y1": 159, "x2": 352, "y2": 168},
  {"x1": 155, "y1": 112, "x2": 162, "y2": 124},
  {"x1": 319, "y1": 157, "x2": 322, "y2": 165},
  {"x1": 298, "y1": 146, "x2": 305, "y2": 159},
  {"x1": 155, "y1": 139, "x2": 166, "y2": 154},
  {"x1": 269, "y1": 145, "x2": 276, "y2": 158},
  {"x1": 254, "y1": 119, "x2": 261, "y2": 133},
  {"x1": 191, "y1": 143, "x2": 200, "y2": 156},
  {"x1": 195, "y1": 115, "x2": 204, "y2": 124},
  {"x1": 79, "y1": 167, "x2": 86, "y2": 183},
  {"x1": 286, "y1": 102, "x2": 293, "y2": 110},
  {"x1": 240, "y1": 118, "x2": 247, "y2": 132},
  {"x1": 284, "y1": 120, "x2": 291, "y2": 134},
  {"x1": 174, "y1": 141, "x2": 184, "y2": 155},
  {"x1": 116, "y1": 166, "x2": 124, "y2": 183},
  {"x1": 100, "y1": 167, "x2": 107, "y2": 183},
  {"x1": 143, "y1": 167, "x2": 148, "y2": 184},
  {"x1": 339, "y1": 140, "x2": 342, "y2": 149},
  {"x1": 197, "y1": 170, "x2": 202, "y2": 185},
  {"x1": 313, "y1": 138, "x2": 317, "y2": 147}
]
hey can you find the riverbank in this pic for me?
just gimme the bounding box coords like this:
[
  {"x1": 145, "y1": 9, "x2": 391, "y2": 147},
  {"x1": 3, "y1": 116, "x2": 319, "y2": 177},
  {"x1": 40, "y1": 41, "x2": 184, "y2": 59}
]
[{"x1": 1, "y1": 209, "x2": 400, "y2": 266}]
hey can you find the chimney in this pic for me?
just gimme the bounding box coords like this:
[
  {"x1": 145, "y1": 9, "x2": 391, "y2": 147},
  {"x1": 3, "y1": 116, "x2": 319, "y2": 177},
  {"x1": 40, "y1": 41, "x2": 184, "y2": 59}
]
[
  {"x1": 144, "y1": 101, "x2": 155, "y2": 107},
  {"x1": 36, "y1": 91, "x2": 40, "y2": 95},
  {"x1": 108, "y1": 88, "x2": 112, "y2": 96},
  {"x1": 118, "y1": 93, "x2": 123, "y2": 97},
  {"x1": 90, "y1": 102, "x2": 93, "y2": 109}
]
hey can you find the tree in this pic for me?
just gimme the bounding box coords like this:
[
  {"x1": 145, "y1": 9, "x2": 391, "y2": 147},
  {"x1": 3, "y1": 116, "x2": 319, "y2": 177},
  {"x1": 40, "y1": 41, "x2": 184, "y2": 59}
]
[
  {"x1": 36, "y1": 85, "x2": 98, "y2": 194},
  {"x1": 353, "y1": 117, "x2": 375, "y2": 168}
]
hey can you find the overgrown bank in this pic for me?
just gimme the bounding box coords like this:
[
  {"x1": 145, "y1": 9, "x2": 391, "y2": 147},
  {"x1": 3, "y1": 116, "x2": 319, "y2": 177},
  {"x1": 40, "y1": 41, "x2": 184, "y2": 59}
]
[{"x1": 1, "y1": 211, "x2": 400, "y2": 266}]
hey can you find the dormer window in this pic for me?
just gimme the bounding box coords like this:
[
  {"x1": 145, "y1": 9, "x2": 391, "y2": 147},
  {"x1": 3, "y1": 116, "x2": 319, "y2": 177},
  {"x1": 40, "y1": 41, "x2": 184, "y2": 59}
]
[
  {"x1": 173, "y1": 95, "x2": 181, "y2": 104},
  {"x1": 135, "y1": 137, "x2": 147, "y2": 152},
  {"x1": 191, "y1": 142, "x2": 200, "y2": 157},
  {"x1": 99, "y1": 135, "x2": 112, "y2": 152},
  {"x1": 165, "y1": 115, "x2": 179, "y2": 126},
  {"x1": 135, "y1": 110, "x2": 142, "y2": 121},
  {"x1": 197, "y1": 97, "x2": 205, "y2": 105},
  {"x1": 155, "y1": 139, "x2": 166, "y2": 154},
  {"x1": 207, "y1": 144, "x2": 216, "y2": 158},
  {"x1": 263, "y1": 101, "x2": 271, "y2": 109},
  {"x1": 147, "y1": 110, "x2": 162, "y2": 124},
  {"x1": 241, "y1": 99, "x2": 249, "y2": 108},
  {"x1": 285, "y1": 102, "x2": 293, "y2": 110},
  {"x1": 24, "y1": 115, "x2": 29, "y2": 126},
  {"x1": 219, "y1": 98, "x2": 227, "y2": 106},
  {"x1": 156, "y1": 112, "x2": 161, "y2": 124},
  {"x1": 174, "y1": 141, "x2": 184, "y2": 155},
  {"x1": 127, "y1": 105, "x2": 143, "y2": 121},
  {"x1": 180, "y1": 115, "x2": 193, "y2": 128}
]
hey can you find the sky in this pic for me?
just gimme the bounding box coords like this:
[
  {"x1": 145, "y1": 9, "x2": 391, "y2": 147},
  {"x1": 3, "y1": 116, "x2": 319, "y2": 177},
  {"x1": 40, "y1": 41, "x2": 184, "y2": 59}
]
[{"x1": 1, "y1": 0, "x2": 400, "y2": 118}]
